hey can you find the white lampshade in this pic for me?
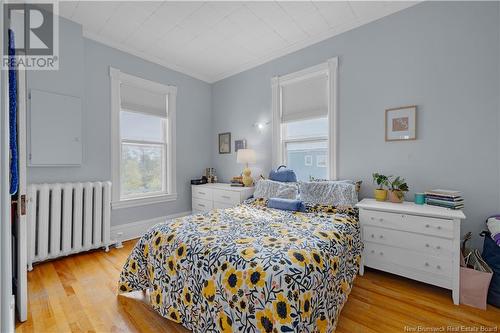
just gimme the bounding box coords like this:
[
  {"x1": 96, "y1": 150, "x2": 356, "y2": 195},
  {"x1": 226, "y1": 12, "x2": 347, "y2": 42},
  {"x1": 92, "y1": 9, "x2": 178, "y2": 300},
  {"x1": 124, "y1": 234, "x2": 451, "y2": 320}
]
[{"x1": 237, "y1": 149, "x2": 256, "y2": 164}]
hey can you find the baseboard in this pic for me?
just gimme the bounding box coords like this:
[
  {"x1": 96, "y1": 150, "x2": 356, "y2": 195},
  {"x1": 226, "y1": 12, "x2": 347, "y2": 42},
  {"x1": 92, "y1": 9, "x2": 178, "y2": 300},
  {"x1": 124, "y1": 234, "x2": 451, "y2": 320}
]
[{"x1": 110, "y1": 211, "x2": 191, "y2": 244}]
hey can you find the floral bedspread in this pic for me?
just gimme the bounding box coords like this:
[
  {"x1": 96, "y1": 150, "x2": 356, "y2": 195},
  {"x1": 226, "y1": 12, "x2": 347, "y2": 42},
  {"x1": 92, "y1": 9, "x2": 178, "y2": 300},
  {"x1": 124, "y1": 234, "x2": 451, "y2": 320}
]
[{"x1": 118, "y1": 199, "x2": 361, "y2": 333}]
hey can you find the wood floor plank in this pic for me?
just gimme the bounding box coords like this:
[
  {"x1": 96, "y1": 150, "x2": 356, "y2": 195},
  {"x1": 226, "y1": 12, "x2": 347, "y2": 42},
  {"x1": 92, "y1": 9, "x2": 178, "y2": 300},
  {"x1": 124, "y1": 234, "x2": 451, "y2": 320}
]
[{"x1": 16, "y1": 240, "x2": 500, "y2": 333}]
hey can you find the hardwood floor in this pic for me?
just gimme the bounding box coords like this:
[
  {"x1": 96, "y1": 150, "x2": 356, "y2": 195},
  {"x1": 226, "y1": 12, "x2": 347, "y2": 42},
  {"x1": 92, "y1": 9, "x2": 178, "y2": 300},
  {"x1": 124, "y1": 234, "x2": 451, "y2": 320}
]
[{"x1": 16, "y1": 240, "x2": 500, "y2": 333}]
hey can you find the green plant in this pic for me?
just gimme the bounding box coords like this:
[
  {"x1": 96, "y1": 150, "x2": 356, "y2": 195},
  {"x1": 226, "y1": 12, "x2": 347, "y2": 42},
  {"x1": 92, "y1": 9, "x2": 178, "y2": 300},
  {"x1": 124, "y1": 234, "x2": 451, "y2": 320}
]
[
  {"x1": 372, "y1": 173, "x2": 389, "y2": 190},
  {"x1": 389, "y1": 176, "x2": 409, "y2": 199}
]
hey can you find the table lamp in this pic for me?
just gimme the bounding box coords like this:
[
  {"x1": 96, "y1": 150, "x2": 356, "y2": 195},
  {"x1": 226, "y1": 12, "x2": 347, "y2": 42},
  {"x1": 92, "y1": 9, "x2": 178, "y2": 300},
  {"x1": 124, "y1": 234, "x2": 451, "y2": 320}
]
[{"x1": 236, "y1": 149, "x2": 256, "y2": 187}]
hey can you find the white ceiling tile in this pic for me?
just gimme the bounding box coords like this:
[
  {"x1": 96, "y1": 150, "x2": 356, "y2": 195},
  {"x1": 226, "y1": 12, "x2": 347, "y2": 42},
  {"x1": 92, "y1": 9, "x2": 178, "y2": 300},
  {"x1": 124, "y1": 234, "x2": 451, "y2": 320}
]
[
  {"x1": 155, "y1": 2, "x2": 204, "y2": 23},
  {"x1": 58, "y1": 1, "x2": 79, "y2": 20},
  {"x1": 278, "y1": 1, "x2": 318, "y2": 21},
  {"x1": 123, "y1": 26, "x2": 162, "y2": 52},
  {"x1": 182, "y1": 3, "x2": 230, "y2": 29},
  {"x1": 99, "y1": 19, "x2": 138, "y2": 43},
  {"x1": 313, "y1": 1, "x2": 356, "y2": 28},
  {"x1": 348, "y1": 1, "x2": 392, "y2": 20},
  {"x1": 227, "y1": 5, "x2": 263, "y2": 31},
  {"x1": 210, "y1": 17, "x2": 242, "y2": 40},
  {"x1": 107, "y1": 2, "x2": 161, "y2": 27},
  {"x1": 72, "y1": 1, "x2": 120, "y2": 34},
  {"x1": 245, "y1": 1, "x2": 287, "y2": 24},
  {"x1": 293, "y1": 11, "x2": 330, "y2": 37},
  {"x1": 272, "y1": 20, "x2": 308, "y2": 45},
  {"x1": 157, "y1": 26, "x2": 196, "y2": 50}
]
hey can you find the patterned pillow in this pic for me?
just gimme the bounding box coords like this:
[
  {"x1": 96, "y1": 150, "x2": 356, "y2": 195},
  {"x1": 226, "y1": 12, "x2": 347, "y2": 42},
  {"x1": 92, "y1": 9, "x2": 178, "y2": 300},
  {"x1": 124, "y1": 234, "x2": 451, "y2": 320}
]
[
  {"x1": 253, "y1": 179, "x2": 298, "y2": 200},
  {"x1": 298, "y1": 181, "x2": 358, "y2": 206}
]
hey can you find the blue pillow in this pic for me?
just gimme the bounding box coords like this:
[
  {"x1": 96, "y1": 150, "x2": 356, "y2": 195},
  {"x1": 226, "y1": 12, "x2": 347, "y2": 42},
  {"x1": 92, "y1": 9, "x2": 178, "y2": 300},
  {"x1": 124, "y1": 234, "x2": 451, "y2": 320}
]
[
  {"x1": 268, "y1": 197, "x2": 305, "y2": 212},
  {"x1": 269, "y1": 165, "x2": 297, "y2": 182}
]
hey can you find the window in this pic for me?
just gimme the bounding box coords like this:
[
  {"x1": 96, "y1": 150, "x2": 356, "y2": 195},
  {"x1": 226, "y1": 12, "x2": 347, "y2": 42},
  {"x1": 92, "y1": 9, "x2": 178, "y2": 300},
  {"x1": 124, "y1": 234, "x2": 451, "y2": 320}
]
[
  {"x1": 120, "y1": 111, "x2": 166, "y2": 198},
  {"x1": 110, "y1": 68, "x2": 177, "y2": 209},
  {"x1": 272, "y1": 58, "x2": 338, "y2": 181},
  {"x1": 284, "y1": 118, "x2": 328, "y2": 181}
]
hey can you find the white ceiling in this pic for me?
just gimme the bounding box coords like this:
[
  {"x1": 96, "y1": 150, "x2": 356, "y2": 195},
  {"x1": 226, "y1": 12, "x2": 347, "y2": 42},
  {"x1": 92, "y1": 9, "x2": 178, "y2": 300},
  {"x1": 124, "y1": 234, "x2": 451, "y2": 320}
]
[{"x1": 59, "y1": 1, "x2": 417, "y2": 83}]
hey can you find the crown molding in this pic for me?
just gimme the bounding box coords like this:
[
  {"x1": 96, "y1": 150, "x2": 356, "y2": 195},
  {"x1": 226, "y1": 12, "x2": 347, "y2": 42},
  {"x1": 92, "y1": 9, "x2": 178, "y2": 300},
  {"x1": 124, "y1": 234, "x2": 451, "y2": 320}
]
[{"x1": 83, "y1": 30, "x2": 213, "y2": 83}]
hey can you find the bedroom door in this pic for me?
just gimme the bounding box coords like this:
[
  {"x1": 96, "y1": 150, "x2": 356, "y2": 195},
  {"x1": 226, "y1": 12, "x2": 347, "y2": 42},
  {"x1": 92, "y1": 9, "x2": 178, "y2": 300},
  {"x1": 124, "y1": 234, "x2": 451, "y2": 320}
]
[{"x1": 14, "y1": 66, "x2": 28, "y2": 322}]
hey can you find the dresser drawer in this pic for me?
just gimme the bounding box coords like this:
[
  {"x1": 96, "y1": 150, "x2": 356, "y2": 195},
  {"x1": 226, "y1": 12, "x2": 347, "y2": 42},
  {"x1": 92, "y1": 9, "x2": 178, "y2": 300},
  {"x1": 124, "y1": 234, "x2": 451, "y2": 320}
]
[
  {"x1": 363, "y1": 226, "x2": 453, "y2": 257},
  {"x1": 213, "y1": 201, "x2": 234, "y2": 209},
  {"x1": 360, "y1": 209, "x2": 453, "y2": 238},
  {"x1": 192, "y1": 186, "x2": 212, "y2": 201},
  {"x1": 213, "y1": 189, "x2": 240, "y2": 205},
  {"x1": 364, "y1": 242, "x2": 451, "y2": 277},
  {"x1": 192, "y1": 198, "x2": 212, "y2": 212}
]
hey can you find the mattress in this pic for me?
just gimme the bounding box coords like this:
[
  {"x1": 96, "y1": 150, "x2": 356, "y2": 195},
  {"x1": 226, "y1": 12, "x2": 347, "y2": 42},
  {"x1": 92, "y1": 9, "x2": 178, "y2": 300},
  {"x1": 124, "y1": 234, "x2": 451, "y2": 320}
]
[{"x1": 118, "y1": 198, "x2": 362, "y2": 333}]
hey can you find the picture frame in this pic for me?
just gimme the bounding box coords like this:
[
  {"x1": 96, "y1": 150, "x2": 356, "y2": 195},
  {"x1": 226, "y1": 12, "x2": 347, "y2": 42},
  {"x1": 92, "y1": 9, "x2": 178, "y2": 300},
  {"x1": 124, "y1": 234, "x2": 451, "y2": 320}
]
[
  {"x1": 385, "y1": 105, "x2": 417, "y2": 141},
  {"x1": 218, "y1": 132, "x2": 231, "y2": 154},
  {"x1": 234, "y1": 139, "x2": 247, "y2": 152}
]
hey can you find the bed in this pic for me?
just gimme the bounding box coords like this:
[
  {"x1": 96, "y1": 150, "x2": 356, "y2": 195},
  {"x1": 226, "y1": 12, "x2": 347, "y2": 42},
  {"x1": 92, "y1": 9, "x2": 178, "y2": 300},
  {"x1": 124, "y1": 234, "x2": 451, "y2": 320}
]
[{"x1": 118, "y1": 198, "x2": 361, "y2": 333}]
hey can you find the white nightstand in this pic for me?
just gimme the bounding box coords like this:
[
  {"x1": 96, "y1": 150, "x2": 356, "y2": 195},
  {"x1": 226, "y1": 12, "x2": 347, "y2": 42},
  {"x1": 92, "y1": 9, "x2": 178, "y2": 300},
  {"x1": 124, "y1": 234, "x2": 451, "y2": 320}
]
[
  {"x1": 191, "y1": 183, "x2": 254, "y2": 214},
  {"x1": 356, "y1": 198, "x2": 466, "y2": 305}
]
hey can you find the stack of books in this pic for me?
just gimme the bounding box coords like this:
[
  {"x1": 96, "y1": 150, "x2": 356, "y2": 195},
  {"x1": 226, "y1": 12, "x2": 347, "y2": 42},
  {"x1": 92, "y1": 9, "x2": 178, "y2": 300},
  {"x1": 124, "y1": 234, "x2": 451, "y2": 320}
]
[
  {"x1": 230, "y1": 176, "x2": 244, "y2": 187},
  {"x1": 425, "y1": 189, "x2": 464, "y2": 210}
]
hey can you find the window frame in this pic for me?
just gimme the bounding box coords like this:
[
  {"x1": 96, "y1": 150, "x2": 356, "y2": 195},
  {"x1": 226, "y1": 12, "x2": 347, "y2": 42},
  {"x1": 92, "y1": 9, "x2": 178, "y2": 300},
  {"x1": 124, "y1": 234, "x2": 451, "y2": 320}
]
[
  {"x1": 272, "y1": 57, "x2": 338, "y2": 180},
  {"x1": 110, "y1": 67, "x2": 177, "y2": 209}
]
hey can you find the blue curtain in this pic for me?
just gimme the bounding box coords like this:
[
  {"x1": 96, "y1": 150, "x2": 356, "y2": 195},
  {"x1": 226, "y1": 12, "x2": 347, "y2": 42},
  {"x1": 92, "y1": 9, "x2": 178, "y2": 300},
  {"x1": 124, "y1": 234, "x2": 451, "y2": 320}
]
[{"x1": 9, "y1": 29, "x2": 18, "y2": 195}]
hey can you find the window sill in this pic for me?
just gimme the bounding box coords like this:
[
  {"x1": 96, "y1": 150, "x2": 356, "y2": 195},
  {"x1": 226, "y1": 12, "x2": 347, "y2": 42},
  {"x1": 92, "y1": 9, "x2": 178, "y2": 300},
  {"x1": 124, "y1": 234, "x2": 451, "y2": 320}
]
[{"x1": 112, "y1": 193, "x2": 177, "y2": 210}]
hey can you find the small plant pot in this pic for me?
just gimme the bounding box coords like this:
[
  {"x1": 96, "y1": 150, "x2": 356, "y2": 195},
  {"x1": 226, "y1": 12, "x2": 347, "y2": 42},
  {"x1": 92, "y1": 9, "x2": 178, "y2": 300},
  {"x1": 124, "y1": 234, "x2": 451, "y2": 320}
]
[
  {"x1": 388, "y1": 190, "x2": 404, "y2": 203},
  {"x1": 374, "y1": 189, "x2": 387, "y2": 202}
]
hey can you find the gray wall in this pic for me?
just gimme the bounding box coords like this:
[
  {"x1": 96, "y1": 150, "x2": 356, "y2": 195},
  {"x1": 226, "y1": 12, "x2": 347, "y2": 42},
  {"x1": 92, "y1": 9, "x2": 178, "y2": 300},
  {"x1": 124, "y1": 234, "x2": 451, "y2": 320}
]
[
  {"x1": 28, "y1": 17, "x2": 212, "y2": 226},
  {"x1": 212, "y1": 1, "x2": 500, "y2": 247}
]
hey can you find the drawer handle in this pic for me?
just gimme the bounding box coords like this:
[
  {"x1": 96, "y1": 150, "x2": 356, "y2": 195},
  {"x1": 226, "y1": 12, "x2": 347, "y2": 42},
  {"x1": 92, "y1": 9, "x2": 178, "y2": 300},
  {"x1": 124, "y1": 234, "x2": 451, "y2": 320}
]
[
  {"x1": 370, "y1": 250, "x2": 375, "y2": 254},
  {"x1": 437, "y1": 226, "x2": 442, "y2": 230},
  {"x1": 379, "y1": 252, "x2": 384, "y2": 256},
  {"x1": 198, "y1": 203, "x2": 205, "y2": 207},
  {"x1": 425, "y1": 262, "x2": 429, "y2": 267},
  {"x1": 425, "y1": 243, "x2": 430, "y2": 248},
  {"x1": 370, "y1": 217, "x2": 375, "y2": 221},
  {"x1": 436, "y1": 265, "x2": 441, "y2": 270},
  {"x1": 436, "y1": 245, "x2": 441, "y2": 250},
  {"x1": 378, "y1": 218, "x2": 384, "y2": 222},
  {"x1": 371, "y1": 234, "x2": 375, "y2": 238},
  {"x1": 222, "y1": 195, "x2": 231, "y2": 199},
  {"x1": 379, "y1": 235, "x2": 384, "y2": 239},
  {"x1": 425, "y1": 224, "x2": 430, "y2": 228},
  {"x1": 199, "y1": 191, "x2": 206, "y2": 195}
]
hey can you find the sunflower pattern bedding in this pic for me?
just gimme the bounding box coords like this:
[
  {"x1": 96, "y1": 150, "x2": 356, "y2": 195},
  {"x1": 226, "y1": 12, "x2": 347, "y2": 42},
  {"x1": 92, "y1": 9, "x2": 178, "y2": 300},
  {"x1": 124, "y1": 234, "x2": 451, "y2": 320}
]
[{"x1": 118, "y1": 198, "x2": 361, "y2": 333}]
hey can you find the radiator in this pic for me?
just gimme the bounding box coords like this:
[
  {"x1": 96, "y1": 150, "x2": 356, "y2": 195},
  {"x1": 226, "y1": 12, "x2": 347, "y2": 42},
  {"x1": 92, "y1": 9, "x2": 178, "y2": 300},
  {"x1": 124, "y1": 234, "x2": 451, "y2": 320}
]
[{"x1": 27, "y1": 181, "x2": 112, "y2": 270}]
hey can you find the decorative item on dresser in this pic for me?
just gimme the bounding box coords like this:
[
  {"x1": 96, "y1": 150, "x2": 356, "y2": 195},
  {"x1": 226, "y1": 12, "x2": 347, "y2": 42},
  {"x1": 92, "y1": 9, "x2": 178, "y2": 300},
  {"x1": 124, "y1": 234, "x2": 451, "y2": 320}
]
[
  {"x1": 356, "y1": 198, "x2": 466, "y2": 305},
  {"x1": 236, "y1": 148, "x2": 256, "y2": 187},
  {"x1": 192, "y1": 183, "x2": 254, "y2": 213}
]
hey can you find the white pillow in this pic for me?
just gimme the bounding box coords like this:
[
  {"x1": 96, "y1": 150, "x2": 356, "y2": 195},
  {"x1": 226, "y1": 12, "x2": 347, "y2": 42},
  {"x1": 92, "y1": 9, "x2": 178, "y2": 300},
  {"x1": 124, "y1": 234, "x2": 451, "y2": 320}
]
[
  {"x1": 298, "y1": 181, "x2": 358, "y2": 206},
  {"x1": 253, "y1": 179, "x2": 298, "y2": 200}
]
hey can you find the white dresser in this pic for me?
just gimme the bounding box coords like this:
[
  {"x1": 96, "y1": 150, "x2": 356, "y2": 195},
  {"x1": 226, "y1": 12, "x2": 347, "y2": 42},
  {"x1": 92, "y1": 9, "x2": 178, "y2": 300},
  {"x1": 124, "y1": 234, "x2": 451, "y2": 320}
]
[
  {"x1": 356, "y1": 198, "x2": 466, "y2": 305},
  {"x1": 192, "y1": 183, "x2": 254, "y2": 214}
]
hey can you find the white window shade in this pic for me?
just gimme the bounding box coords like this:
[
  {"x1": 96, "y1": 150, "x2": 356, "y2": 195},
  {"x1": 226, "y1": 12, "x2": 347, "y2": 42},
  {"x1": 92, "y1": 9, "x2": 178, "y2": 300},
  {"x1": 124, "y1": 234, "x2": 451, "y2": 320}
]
[
  {"x1": 281, "y1": 74, "x2": 328, "y2": 122},
  {"x1": 120, "y1": 83, "x2": 167, "y2": 117}
]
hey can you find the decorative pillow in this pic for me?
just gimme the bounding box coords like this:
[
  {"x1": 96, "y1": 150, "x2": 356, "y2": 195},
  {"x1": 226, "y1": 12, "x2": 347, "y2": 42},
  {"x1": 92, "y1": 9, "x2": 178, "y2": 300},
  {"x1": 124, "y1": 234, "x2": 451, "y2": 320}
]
[
  {"x1": 268, "y1": 198, "x2": 305, "y2": 212},
  {"x1": 309, "y1": 178, "x2": 362, "y2": 193},
  {"x1": 253, "y1": 179, "x2": 298, "y2": 200},
  {"x1": 298, "y1": 181, "x2": 358, "y2": 206}
]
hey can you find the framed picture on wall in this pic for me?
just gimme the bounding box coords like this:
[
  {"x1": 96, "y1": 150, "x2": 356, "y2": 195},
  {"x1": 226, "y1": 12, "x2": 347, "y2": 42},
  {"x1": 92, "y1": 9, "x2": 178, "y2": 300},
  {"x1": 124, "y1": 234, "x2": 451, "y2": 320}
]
[
  {"x1": 385, "y1": 105, "x2": 417, "y2": 141},
  {"x1": 235, "y1": 139, "x2": 247, "y2": 152},
  {"x1": 219, "y1": 132, "x2": 231, "y2": 154}
]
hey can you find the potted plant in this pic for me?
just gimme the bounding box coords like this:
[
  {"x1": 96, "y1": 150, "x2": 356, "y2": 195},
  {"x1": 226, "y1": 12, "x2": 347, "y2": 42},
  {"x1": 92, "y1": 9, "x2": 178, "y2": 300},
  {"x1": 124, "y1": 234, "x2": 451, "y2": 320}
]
[
  {"x1": 388, "y1": 176, "x2": 409, "y2": 203},
  {"x1": 372, "y1": 173, "x2": 389, "y2": 201}
]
